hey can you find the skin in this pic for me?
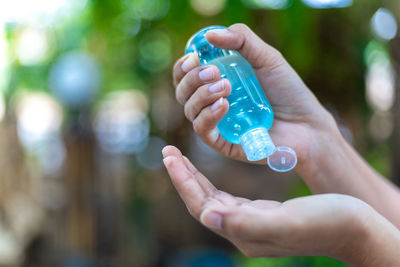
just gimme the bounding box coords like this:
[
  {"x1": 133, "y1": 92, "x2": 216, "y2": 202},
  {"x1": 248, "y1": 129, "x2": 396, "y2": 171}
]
[
  {"x1": 162, "y1": 146, "x2": 400, "y2": 266},
  {"x1": 173, "y1": 24, "x2": 400, "y2": 228},
  {"x1": 167, "y1": 23, "x2": 400, "y2": 264}
]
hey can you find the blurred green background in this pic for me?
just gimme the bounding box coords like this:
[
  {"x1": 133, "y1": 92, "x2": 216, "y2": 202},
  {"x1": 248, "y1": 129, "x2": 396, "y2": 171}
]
[{"x1": 0, "y1": 0, "x2": 398, "y2": 266}]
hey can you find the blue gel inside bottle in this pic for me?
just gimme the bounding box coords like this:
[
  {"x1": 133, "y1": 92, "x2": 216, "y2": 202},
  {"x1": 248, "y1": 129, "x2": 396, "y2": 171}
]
[{"x1": 185, "y1": 26, "x2": 297, "y2": 172}]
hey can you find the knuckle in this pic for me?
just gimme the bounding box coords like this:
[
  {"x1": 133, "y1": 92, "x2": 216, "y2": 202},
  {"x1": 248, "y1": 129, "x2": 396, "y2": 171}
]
[
  {"x1": 175, "y1": 87, "x2": 185, "y2": 105},
  {"x1": 186, "y1": 67, "x2": 201, "y2": 86},
  {"x1": 230, "y1": 23, "x2": 249, "y2": 32},
  {"x1": 192, "y1": 118, "x2": 204, "y2": 136},
  {"x1": 270, "y1": 48, "x2": 284, "y2": 63},
  {"x1": 184, "y1": 103, "x2": 194, "y2": 122},
  {"x1": 222, "y1": 79, "x2": 232, "y2": 95}
]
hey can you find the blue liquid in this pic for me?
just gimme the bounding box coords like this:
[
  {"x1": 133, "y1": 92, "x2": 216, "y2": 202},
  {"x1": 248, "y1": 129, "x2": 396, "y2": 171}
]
[
  {"x1": 208, "y1": 53, "x2": 273, "y2": 144},
  {"x1": 186, "y1": 26, "x2": 274, "y2": 145}
]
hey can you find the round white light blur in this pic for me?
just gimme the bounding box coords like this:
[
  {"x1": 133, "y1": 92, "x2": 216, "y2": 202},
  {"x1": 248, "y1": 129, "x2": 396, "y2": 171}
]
[
  {"x1": 0, "y1": 26, "x2": 8, "y2": 91},
  {"x1": 16, "y1": 93, "x2": 63, "y2": 146},
  {"x1": 0, "y1": 230, "x2": 20, "y2": 265},
  {"x1": 255, "y1": 0, "x2": 290, "y2": 9},
  {"x1": 301, "y1": 0, "x2": 352, "y2": 8},
  {"x1": 16, "y1": 28, "x2": 49, "y2": 66},
  {"x1": 190, "y1": 0, "x2": 226, "y2": 16},
  {"x1": 366, "y1": 59, "x2": 395, "y2": 112},
  {"x1": 371, "y1": 8, "x2": 398, "y2": 41},
  {"x1": 94, "y1": 90, "x2": 150, "y2": 155},
  {"x1": 0, "y1": 0, "x2": 87, "y2": 26}
]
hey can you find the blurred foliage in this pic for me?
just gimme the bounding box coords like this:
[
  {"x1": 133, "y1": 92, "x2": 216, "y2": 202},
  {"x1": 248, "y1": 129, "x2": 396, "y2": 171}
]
[
  {"x1": 0, "y1": 0, "x2": 399, "y2": 266},
  {"x1": 237, "y1": 253, "x2": 348, "y2": 267}
]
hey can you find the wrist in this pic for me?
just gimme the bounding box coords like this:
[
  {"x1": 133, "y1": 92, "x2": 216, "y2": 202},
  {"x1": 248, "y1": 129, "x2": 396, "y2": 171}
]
[
  {"x1": 335, "y1": 204, "x2": 400, "y2": 267},
  {"x1": 296, "y1": 113, "x2": 348, "y2": 189}
]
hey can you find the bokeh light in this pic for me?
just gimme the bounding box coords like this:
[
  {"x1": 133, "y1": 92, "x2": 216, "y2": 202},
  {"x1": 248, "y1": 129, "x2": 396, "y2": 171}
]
[
  {"x1": 371, "y1": 8, "x2": 398, "y2": 42},
  {"x1": 94, "y1": 90, "x2": 150, "y2": 154},
  {"x1": 369, "y1": 111, "x2": 394, "y2": 141},
  {"x1": 364, "y1": 41, "x2": 395, "y2": 112},
  {"x1": 49, "y1": 51, "x2": 101, "y2": 109},
  {"x1": 189, "y1": 134, "x2": 222, "y2": 171},
  {"x1": 190, "y1": 0, "x2": 227, "y2": 16},
  {"x1": 0, "y1": 0, "x2": 87, "y2": 26},
  {"x1": 16, "y1": 28, "x2": 49, "y2": 66},
  {"x1": 139, "y1": 30, "x2": 172, "y2": 72},
  {"x1": 137, "y1": 136, "x2": 167, "y2": 170},
  {"x1": 129, "y1": 0, "x2": 170, "y2": 20},
  {"x1": 0, "y1": 26, "x2": 8, "y2": 92},
  {"x1": 112, "y1": 13, "x2": 141, "y2": 40},
  {"x1": 242, "y1": 0, "x2": 291, "y2": 10},
  {"x1": 15, "y1": 92, "x2": 66, "y2": 174},
  {"x1": 16, "y1": 92, "x2": 63, "y2": 146},
  {"x1": 0, "y1": 93, "x2": 5, "y2": 122},
  {"x1": 0, "y1": 229, "x2": 20, "y2": 265},
  {"x1": 151, "y1": 91, "x2": 185, "y2": 131},
  {"x1": 301, "y1": 0, "x2": 352, "y2": 8}
]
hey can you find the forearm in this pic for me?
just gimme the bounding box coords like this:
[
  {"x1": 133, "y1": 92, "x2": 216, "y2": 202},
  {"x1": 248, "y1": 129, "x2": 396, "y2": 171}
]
[{"x1": 298, "y1": 121, "x2": 400, "y2": 228}]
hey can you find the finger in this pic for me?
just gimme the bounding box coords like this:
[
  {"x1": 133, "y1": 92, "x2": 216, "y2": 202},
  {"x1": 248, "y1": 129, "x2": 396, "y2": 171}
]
[
  {"x1": 200, "y1": 203, "x2": 284, "y2": 241},
  {"x1": 184, "y1": 79, "x2": 231, "y2": 122},
  {"x1": 205, "y1": 23, "x2": 284, "y2": 70},
  {"x1": 192, "y1": 97, "x2": 229, "y2": 145},
  {"x1": 162, "y1": 147, "x2": 209, "y2": 218},
  {"x1": 242, "y1": 200, "x2": 281, "y2": 210},
  {"x1": 175, "y1": 65, "x2": 220, "y2": 105},
  {"x1": 173, "y1": 53, "x2": 199, "y2": 87},
  {"x1": 182, "y1": 156, "x2": 218, "y2": 197}
]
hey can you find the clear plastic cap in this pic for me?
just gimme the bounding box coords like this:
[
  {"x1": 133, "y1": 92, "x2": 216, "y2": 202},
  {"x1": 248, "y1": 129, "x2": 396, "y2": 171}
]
[
  {"x1": 267, "y1": 146, "x2": 297, "y2": 172},
  {"x1": 240, "y1": 127, "x2": 297, "y2": 172}
]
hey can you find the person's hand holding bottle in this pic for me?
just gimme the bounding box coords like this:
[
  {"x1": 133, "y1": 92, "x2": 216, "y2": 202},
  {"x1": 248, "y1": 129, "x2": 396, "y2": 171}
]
[
  {"x1": 173, "y1": 23, "x2": 337, "y2": 171},
  {"x1": 172, "y1": 24, "x2": 400, "y2": 228}
]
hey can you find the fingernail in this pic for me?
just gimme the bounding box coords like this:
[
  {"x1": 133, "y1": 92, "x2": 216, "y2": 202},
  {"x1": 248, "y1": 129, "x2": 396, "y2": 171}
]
[
  {"x1": 211, "y1": 97, "x2": 223, "y2": 111},
  {"x1": 162, "y1": 156, "x2": 175, "y2": 167},
  {"x1": 207, "y1": 29, "x2": 230, "y2": 36},
  {"x1": 181, "y1": 53, "x2": 197, "y2": 72},
  {"x1": 201, "y1": 210, "x2": 223, "y2": 230},
  {"x1": 199, "y1": 67, "x2": 215, "y2": 81},
  {"x1": 209, "y1": 80, "x2": 225, "y2": 93}
]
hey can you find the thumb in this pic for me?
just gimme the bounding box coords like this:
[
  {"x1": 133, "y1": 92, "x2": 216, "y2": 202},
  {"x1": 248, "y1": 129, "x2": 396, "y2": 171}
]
[
  {"x1": 205, "y1": 23, "x2": 284, "y2": 71},
  {"x1": 200, "y1": 205, "x2": 277, "y2": 240}
]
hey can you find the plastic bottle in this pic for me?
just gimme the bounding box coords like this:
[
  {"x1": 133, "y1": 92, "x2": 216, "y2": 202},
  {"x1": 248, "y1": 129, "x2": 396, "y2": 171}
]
[{"x1": 185, "y1": 26, "x2": 297, "y2": 172}]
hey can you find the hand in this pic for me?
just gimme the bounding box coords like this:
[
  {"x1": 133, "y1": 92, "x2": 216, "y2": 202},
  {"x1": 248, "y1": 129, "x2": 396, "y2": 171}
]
[
  {"x1": 173, "y1": 24, "x2": 338, "y2": 167},
  {"x1": 162, "y1": 145, "x2": 400, "y2": 266}
]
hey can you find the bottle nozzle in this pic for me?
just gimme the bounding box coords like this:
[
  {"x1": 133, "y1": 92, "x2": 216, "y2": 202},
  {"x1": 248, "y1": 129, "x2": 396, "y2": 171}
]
[
  {"x1": 240, "y1": 127, "x2": 297, "y2": 172},
  {"x1": 240, "y1": 127, "x2": 276, "y2": 162}
]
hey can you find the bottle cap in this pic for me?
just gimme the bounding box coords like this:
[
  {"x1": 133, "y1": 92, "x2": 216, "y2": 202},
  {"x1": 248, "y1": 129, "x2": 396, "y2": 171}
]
[
  {"x1": 267, "y1": 146, "x2": 297, "y2": 172},
  {"x1": 240, "y1": 127, "x2": 276, "y2": 162}
]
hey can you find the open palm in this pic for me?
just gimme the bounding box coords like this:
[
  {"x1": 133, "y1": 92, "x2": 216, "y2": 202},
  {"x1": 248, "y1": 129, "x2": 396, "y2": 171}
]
[{"x1": 162, "y1": 145, "x2": 371, "y2": 260}]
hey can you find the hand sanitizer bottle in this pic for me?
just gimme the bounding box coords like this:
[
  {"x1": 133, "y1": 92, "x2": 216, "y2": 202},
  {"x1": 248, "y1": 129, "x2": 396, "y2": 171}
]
[{"x1": 185, "y1": 26, "x2": 297, "y2": 172}]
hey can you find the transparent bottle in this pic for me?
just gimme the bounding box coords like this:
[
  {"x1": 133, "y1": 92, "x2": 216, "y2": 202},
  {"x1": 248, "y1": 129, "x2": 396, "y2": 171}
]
[{"x1": 185, "y1": 26, "x2": 297, "y2": 172}]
